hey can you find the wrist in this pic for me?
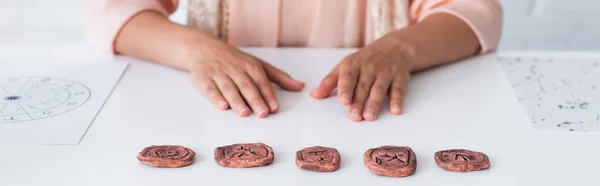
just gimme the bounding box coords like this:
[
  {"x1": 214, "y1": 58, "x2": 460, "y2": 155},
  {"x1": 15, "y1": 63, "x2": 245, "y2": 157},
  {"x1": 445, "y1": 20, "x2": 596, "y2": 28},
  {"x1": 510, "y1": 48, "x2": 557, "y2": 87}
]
[
  {"x1": 182, "y1": 29, "x2": 230, "y2": 71},
  {"x1": 180, "y1": 27, "x2": 217, "y2": 71},
  {"x1": 380, "y1": 33, "x2": 420, "y2": 71}
]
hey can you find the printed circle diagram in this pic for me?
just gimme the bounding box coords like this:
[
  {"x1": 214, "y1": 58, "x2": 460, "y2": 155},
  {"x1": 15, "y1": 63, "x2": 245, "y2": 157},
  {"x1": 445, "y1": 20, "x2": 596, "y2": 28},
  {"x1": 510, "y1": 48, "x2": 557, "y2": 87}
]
[{"x1": 0, "y1": 77, "x2": 91, "y2": 123}]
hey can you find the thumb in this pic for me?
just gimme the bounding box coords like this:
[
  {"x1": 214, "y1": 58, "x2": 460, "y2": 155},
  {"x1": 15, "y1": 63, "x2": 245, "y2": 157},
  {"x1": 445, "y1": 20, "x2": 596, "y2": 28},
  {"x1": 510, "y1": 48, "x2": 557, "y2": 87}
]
[
  {"x1": 310, "y1": 65, "x2": 339, "y2": 99},
  {"x1": 263, "y1": 62, "x2": 305, "y2": 91}
]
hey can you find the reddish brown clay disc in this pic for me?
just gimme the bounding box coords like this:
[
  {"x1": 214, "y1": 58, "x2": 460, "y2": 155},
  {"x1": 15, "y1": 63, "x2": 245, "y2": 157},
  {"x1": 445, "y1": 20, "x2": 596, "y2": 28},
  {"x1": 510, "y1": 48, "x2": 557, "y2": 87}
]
[
  {"x1": 214, "y1": 143, "x2": 275, "y2": 168},
  {"x1": 295, "y1": 146, "x2": 341, "y2": 172},
  {"x1": 363, "y1": 146, "x2": 417, "y2": 178},
  {"x1": 137, "y1": 145, "x2": 196, "y2": 168},
  {"x1": 434, "y1": 149, "x2": 490, "y2": 172}
]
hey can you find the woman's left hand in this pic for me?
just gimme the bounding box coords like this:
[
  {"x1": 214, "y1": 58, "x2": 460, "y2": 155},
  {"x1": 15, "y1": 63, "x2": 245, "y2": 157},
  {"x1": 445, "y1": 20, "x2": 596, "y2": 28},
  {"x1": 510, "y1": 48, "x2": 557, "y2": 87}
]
[{"x1": 311, "y1": 37, "x2": 415, "y2": 122}]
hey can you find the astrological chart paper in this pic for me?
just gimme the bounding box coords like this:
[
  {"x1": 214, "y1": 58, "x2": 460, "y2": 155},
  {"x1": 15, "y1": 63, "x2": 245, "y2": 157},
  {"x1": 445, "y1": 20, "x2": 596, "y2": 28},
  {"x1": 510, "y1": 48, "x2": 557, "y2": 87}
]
[
  {"x1": 0, "y1": 62, "x2": 128, "y2": 144},
  {"x1": 497, "y1": 55, "x2": 600, "y2": 132}
]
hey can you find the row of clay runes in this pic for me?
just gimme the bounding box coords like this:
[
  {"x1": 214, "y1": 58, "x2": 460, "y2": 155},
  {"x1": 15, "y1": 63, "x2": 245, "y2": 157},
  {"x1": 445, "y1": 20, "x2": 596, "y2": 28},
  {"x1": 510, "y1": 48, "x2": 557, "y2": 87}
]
[{"x1": 137, "y1": 143, "x2": 490, "y2": 177}]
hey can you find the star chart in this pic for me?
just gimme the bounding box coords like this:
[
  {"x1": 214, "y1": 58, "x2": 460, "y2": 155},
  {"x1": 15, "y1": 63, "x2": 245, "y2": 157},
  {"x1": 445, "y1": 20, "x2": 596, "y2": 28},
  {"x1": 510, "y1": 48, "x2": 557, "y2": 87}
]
[{"x1": 0, "y1": 77, "x2": 91, "y2": 123}]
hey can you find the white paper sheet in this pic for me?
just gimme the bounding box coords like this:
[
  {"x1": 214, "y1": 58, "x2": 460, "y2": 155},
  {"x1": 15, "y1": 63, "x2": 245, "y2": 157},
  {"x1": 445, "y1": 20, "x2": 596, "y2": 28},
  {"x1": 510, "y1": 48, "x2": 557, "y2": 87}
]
[
  {"x1": 0, "y1": 62, "x2": 128, "y2": 144},
  {"x1": 497, "y1": 55, "x2": 600, "y2": 132}
]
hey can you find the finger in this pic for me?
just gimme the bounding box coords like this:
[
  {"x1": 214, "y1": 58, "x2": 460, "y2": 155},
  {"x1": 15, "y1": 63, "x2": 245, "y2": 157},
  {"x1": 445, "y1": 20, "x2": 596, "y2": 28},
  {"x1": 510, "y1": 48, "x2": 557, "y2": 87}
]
[
  {"x1": 337, "y1": 61, "x2": 359, "y2": 106},
  {"x1": 363, "y1": 77, "x2": 392, "y2": 121},
  {"x1": 190, "y1": 73, "x2": 229, "y2": 110},
  {"x1": 212, "y1": 75, "x2": 250, "y2": 117},
  {"x1": 349, "y1": 73, "x2": 375, "y2": 122},
  {"x1": 389, "y1": 77, "x2": 409, "y2": 115},
  {"x1": 246, "y1": 67, "x2": 280, "y2": 113},
  {"x1": 230, "y1": 72, "x2": 269, "y2": 118},
  {"x1": 311, "y1": 66, "x2": 339, "y2": 99},
  {"x1": 263, "y1": 62, "x2": 305, "y2": 91}
]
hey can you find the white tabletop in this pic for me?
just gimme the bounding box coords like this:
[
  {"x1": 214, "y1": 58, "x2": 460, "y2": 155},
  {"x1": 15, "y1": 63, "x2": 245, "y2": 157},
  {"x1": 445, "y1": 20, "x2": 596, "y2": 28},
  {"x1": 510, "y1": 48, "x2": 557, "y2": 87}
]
[{"x1": 1, "y1": 46, "x2": 599, "y2": 186}]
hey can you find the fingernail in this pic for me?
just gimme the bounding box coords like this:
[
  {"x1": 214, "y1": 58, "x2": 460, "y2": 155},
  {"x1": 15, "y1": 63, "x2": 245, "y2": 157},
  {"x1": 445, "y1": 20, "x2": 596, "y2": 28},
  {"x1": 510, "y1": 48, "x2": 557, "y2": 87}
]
[
  {"x1": 268, "y1": 101, "x2": 279, "y2": 111},
  {"x1": 340, "y1": 93, "x2": 350, "y2": 104},
  {"x1": 311, "y1": 90, "x2": 323, "y2": 98},
  {"x1": 218, "y1": 100, "x2": 228, "y2": 108},
  {"x1": 392, "y1": 105, "x2": 402, "y2": 114},
  {"x1": 255, "y1": 104, "x2": 268, "y2": 116},
  {"x1": 351, "y1": 108, "x2": 361, "y2": 120},
  {"x1": 365, "y1": 108, "x2": 376, "y2": 119},
  {"x1": 311, "y1": 90, "x2": 319, "y2": 95},
  {"x1": 235, "y1": 105, "x2": 248, "y2": 114}
]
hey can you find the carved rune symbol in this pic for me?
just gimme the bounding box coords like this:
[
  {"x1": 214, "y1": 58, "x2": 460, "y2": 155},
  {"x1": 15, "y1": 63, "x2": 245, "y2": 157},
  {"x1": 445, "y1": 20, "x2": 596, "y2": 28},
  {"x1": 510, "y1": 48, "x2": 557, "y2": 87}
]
[
  {"x1": 454, "y1": 154, "x2": 475, "y2": 161},
  {"x1": 376, "y1": 153, "x2": 406, "y2": 166},
  {"x1": 229, "y1": 145, "x2": 260, "y2": 158}
]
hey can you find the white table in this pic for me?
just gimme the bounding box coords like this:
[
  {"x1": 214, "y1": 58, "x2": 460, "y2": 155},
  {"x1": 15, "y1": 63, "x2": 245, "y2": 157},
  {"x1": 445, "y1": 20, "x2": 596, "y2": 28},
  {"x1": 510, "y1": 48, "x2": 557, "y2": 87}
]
[{"x1": 1, "y1": 45, "x2": 599, "y2": 186}]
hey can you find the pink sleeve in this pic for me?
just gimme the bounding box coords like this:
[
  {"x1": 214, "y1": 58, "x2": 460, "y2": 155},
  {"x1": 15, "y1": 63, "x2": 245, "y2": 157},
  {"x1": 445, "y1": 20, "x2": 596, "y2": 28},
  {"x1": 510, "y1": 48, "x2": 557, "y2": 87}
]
[
  {"x1": 410, "y1": 0, "x2": 503, "y2": 53},
  {"x1": 82, "y1": 0, "x2": 179, "y2": 54}
]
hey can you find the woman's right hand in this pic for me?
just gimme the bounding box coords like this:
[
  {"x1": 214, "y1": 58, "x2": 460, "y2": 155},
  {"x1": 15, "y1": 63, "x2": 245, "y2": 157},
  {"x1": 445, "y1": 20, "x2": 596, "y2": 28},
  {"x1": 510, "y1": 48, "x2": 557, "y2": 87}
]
[
  {"x1": 111, "y1": 11, "x2": 303, "y2": 118},
  {"x1": 188, "y1": 37, "x2": 305, "y2": 118}
]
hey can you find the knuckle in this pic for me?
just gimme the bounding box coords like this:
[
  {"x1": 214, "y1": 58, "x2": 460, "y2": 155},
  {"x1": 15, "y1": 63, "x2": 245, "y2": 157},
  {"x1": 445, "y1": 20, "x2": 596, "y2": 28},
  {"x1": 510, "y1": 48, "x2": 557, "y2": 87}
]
[
  {"x1": 248, "y1": 98, "x2": 265, "y2": 105},
  {"x1": 239, "y1": 81, "x2": 254, "y2": 89},
  {"x1": 341, "y1": 69, "x2": 355, "y2": 78},
  {"x1": 338, "y1": 82, "x2": 349, "y2": 90},
  {"x1": 358, "y1": 81, "x2": 371, "y2": 90},
  {"x1": 262, "y1": 95, "x2": 275, "y2": 101},
  {"x1": 260, "y1": 83, "x2": 273, "y2": 91},
  {"x1": 222, "y1": 82, "x2": 233, "y2": 91},
  {"x1": 230, "y1": 99, "x2": 244, "y2": 105},
  {"x1": 391, "y1": 86, "x2": 405, "y2": 96},
  {"x1": 367, "y1": 100, "x2": 382, "y2": 107},
  {"x1": 256, "y1": 75, "x2": 271, "y2": 84},
  {"x1": 371, "y1": 87, "x2": 386, "y2": 96},
  {"x1": 380, "y1": 67, "x2": 394, "y2": 75},
  {"x1": 340, "y1": 60, "x2": 357, "y2": 70},
  {"x1": 245, "y1": 61, "x2": 263, "y2": 71},
  {"x1": 232, "y1": 68, "x2": 246, "y2": 75},
  {"x1": 204, "y1": 84, "x2": 216, "y2": 93},
  {"x1": 210, "y1": 61, "x2": 225, "y2": 70},
  {"x1": 221, "y1": 61, "x2": 238, "y2": 71},
  {"x1": 210, "y1": 93, "x2": 223, "y2": 100},
  {"x1": 249, "y1": 65, "x2": 263, "y2": 73},
  {"x1": 259, "y1": 88, "x2": 274, "y2": 97},
  {"x1": 256, "y1": 80, "x2": 269, "y2": 88},
  {"x1": 390, "y1": 94, "x2": 404, "y2": 103},
  {"x1": 364, "y1": 64, "x2": 376, "y2": 72}
]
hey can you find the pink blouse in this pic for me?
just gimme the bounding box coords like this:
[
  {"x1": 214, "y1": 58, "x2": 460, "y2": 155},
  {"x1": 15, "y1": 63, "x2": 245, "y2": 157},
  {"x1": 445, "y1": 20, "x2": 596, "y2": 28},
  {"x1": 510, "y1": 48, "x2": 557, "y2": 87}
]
[{"x1": 82, "y1": 0, "x2": 502, "y2": 54}]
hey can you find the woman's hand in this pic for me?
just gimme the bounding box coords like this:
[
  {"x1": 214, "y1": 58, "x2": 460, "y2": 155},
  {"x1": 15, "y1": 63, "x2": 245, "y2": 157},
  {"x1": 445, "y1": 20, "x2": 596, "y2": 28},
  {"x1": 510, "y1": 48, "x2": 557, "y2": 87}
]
[
  {"x1": 311, "y1": 37, "x2": 415, "y2": 122},
  {"x1": 310, "y1": 13, "x2": 483, "y2": 122},
  {"x1": 189, "y1": 38, "x2": 305, "y2": 118},
  {"x1": 113, "y1": 11, "x2": 305, "y2": 118}
]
